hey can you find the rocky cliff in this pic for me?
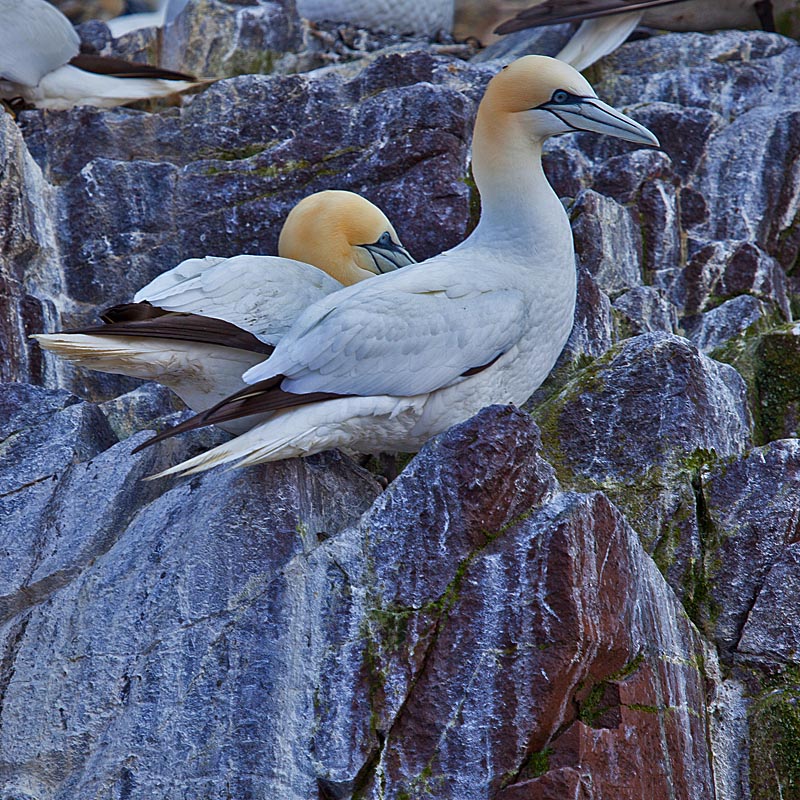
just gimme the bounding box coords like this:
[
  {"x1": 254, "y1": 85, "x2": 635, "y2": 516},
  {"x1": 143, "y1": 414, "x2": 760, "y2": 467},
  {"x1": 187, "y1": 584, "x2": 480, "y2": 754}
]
[{"x1": 2, "y1": 3, "x2": 800, "y2": 798}]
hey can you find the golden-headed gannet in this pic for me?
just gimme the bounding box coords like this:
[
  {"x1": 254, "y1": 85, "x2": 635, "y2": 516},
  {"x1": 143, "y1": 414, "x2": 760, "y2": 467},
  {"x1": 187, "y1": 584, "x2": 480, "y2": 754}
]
[
  {"x1": 296, "y1": 0, "x2": 454, "y2": 36},
  {"x1": 142, "y1": 55, "x2": 658, "y2": 477},
  {"x1": 0, "y1": 0, "x2": 201, "y2": 110},
  {"x1": 495, "y1": 0, "x2": 796, "y2": 72},
  {"x1": 34, "y1": 190, "x2": 414, "y2": 431}
]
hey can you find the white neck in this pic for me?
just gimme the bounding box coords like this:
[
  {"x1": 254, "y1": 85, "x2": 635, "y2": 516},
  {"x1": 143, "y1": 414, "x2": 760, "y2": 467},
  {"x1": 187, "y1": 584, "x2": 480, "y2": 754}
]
[{"x1": 463, "y1": 114, "x2": 573, "y2": 266}]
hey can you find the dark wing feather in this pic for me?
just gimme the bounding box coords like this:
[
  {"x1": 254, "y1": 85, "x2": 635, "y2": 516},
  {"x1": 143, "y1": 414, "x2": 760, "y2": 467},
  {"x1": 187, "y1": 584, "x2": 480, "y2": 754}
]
[
  {"x1": 69, "y1": 54, "x2": 197, "y2": 82},
  {"x1": 494, "y1": 0, "x2": 687, "y2": 34}
]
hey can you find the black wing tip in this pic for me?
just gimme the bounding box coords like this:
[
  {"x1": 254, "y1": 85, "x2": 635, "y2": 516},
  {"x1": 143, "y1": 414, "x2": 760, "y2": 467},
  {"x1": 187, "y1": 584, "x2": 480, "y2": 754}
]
[{"x1": 69, "y1": 53, "x2": 198, "y2": 82}]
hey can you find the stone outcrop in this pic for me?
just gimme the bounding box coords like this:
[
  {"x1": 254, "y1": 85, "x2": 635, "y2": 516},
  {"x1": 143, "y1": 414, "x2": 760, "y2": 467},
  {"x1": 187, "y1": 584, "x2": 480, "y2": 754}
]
[{"x1": 3, "y1": 4, "x2": 800, "y2": 798}]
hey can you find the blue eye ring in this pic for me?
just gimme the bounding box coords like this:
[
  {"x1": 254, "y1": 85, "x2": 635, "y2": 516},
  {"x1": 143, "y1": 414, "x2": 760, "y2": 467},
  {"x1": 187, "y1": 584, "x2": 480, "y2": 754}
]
[{"x1": 552, "y1": 90, "x2": 570, "y2": 104}]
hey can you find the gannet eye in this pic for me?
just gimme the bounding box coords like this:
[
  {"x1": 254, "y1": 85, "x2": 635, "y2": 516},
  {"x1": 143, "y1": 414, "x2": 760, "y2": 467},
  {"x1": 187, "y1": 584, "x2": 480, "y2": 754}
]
[
  {"x1": 552, "y1": 90, "x2": 570, "y2": 104},
  {"x1": 378, "y1": 231, "x2": 393, "y2": 246}
]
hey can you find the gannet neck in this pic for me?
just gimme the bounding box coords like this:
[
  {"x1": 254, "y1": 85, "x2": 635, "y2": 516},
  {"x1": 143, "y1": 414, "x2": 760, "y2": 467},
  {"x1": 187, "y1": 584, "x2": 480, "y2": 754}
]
[{"x1": 468, "y1": 106, "x2": 568, "y2": 254}]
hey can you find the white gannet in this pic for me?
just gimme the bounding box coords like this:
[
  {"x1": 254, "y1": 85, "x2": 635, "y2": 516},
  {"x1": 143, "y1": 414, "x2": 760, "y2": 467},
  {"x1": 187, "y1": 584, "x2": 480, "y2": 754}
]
[
  {"x1": 494, "y1": 0, "x2": 798, "y2": 72},
  {"x1": 143, "y1": 55, "x2": 658, "y2": 477},
  {"x1": 34, "y1": 191, "x2": 414, "y2": 431},
  {"x1": 106, "y1": 0, "x2": 189, "y2": 37},
  {"x1": 296, "y1": 0, "x2": 454, "y2": 36},
  {"x1": 0, "y1": 0, "x2": 201, "y2": 110}
]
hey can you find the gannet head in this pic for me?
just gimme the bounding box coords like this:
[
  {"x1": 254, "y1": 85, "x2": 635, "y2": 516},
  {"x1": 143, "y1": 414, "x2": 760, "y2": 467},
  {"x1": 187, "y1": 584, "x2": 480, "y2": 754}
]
[
  {"x1": 278, "y1": 190, "x2": 415, "y2": 285},
  {"x1": 482, "y1": 55, "x2": 659, "y2": 147}
]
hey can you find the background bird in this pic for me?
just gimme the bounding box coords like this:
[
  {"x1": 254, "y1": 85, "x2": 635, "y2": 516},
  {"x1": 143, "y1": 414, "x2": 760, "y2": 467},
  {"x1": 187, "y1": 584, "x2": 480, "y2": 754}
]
[
  {"x1": 494, "y1": 0, "x2": 798, "y2": 72},
  {"x1": 0, "y1": 0, "x2": 201, "y2": 109},
  {"x1": 295, "y1": 0, "x2": 454, "y2": 36},
  {"x1": 105, "y1": 0, "x2": 188, "y2": 36},
  {"x1": 142, "y1": 55, "x2": 658, "y2": 477},
  {"x1": 34, "y1": 191, "x2": 414, "y2": 432}
]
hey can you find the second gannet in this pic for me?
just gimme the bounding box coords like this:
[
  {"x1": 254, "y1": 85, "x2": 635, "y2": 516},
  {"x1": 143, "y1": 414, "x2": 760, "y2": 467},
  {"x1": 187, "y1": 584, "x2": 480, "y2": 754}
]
[
  {"x1": 142, "y1": 55, "x2": 658, "y2": 476},
  {"x1": 296, "y1": 0, "x2": 454, "y2": 36},
  {"x1": 0, "y1": 0, "x2": 201, "y2": 110},
  {"x1": 495, "y1": 0, "x2": 797, "y2": 72},
  {"x1": 106, "y1": 0, "x2": 189, "y2": 37},
  {"x1": 34, "y1": 191, "x2": 413, "y2": 431}
]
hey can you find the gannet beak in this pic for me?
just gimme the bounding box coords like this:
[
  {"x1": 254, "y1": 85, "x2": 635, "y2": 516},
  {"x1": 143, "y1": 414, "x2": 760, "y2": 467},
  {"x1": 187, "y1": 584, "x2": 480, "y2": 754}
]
[
  {"x1": 359, "y1": 239, "x2": 416, "y2": 274},
  {"x1": 543, "y1": 96, "x2": 660, "y2": 148}
]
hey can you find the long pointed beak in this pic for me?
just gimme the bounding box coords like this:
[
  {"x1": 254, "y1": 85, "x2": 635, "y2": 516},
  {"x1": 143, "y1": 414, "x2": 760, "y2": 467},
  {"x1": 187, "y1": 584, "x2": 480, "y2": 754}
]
[
  {"x1": 360, "y1": 242, "x2": 416, "y2": 273},
  {"x1": 548, "y1": 97, "x2": 659, "y2": 148}
]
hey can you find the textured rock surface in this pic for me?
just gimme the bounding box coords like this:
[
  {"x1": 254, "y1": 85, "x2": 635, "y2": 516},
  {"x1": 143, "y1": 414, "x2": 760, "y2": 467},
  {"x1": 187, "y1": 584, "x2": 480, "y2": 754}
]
[{"x1": 4, "y1": 8, "x2": 800, "y2": 798}]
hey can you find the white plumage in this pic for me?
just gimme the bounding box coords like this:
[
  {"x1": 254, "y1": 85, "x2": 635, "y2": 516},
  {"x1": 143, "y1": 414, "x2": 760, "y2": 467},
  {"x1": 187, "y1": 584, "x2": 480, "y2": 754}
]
[
  {"x1": 35, "y1": 191, "x2": 414, "y2": 431},
  {"x1": 0, "y1": 0, "x2": 201, "y2": 110},
  {"x1": 150, "y1": 55, "x2": 659, "y2": 477}
]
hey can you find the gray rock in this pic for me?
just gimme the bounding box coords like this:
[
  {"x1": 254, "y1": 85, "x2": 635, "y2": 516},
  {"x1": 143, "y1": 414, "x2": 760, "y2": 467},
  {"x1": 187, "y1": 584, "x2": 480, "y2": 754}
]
[
  {"x1": 684, "y1": 294, "x2": 773, "y2": 353},
  {"x1": 533, "y1": 332, "x2": 751, "y2": 605},
  {"x1": 703, "y1": 439, "x2": 800, "y2": 659},
  {"x1": 571, "y1": 189, "x2": 642, "y2": 296},
  {"x1": 98, "y1": 382, "x2": 186, "y2": 440},
  {"x1": 683, "y1": 240, "x2": 792, "y2": 321},
  {"x1": 612, "y1": 286, "x2": 679, "y2": 337}
]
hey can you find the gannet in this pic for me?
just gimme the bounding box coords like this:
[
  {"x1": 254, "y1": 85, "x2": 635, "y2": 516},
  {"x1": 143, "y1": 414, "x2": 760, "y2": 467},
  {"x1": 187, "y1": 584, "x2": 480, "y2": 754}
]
[
  {"x1": 0, "y1": 0, "x2": 201, "y2": 110},
  {"x1": 34, "y1": 191, "x2": 414, "y2": 431},
  {"x1": 296, "y1": 0, "x2": 454, "y2": 36},
  {"x1": 495, "y1": 0, "x2": 798, "y2": 72},
  {"x1": 106, "y1": 0, "x2": 189, "y2": 37},
  {"x1": 142, "y1": 55, "x2": 658, "y2": 477}
]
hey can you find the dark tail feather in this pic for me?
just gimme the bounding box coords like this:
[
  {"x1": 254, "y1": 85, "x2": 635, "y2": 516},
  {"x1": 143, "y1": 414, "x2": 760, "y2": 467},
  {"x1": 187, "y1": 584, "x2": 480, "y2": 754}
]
[
  {"x1": 494, "y1": 0, "x2": 685, "y2": 34},
  {"x1": 132, "y1": 377, "x2": 346, "y2": 453}
]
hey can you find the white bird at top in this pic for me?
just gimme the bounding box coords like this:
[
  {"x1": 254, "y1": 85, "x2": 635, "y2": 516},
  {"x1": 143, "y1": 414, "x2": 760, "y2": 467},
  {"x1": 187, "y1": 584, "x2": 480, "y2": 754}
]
[
  {"x1": 0, "y1": 0, "x2": 201, "y2": 110},
  {"x1": 106, "y1": 0, "x2": 189, "y2": 37},
  {"x1": 143, "y1": 55, "x2": 659, "y2": 477},
  {"x1": 296, "y1": 0, "x2": 454, "y2": 36},
  {"x1": 494, "y1": 0, "x2": 797, "y2": 72},
  {"x1": 34, "y1": 190, "x2": 414, "y2": 431}
]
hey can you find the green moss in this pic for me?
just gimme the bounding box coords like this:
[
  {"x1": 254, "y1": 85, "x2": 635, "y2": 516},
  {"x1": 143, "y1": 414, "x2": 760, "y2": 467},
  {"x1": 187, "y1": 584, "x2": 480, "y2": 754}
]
[
  {"x1": 710, "y1": 320, "x2": 800, "y2": 446},
  {"x1": 459, "y1": 165, "x2": 481, "y2": 237},
  {"x1": 526, "y1": 748, "x2": 552, "y2": 778},
  {"x1": 754, "y1": 329, "x2": 800, "y2": 443},
  {"x1": 226, "y1": 49, "x2": 278, "y2": 77},
  {"x1": 750, "y1": 669, "x2": 800, "y2": 800},
  {"x1": 627, "y1": 703, "x2": 660, "y2": 714},
  {"x1": 578, "y1": 682, "x2": 609, "y2": 726}
]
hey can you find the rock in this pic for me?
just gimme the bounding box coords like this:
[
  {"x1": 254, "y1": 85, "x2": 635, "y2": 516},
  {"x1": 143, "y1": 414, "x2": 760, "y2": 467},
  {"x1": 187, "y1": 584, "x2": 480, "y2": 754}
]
[
  {"x1": 685, "y1": 295, "x2": 775, "y2": 353},
  {"x1": 0, "y1": 115, "x2": 60, "y2": 388},
  {"x1": 571, "y1": 190, "x2": 642, "y2": 296},
  {"x1": 700, "y1": 439, "x2": 800, "y2": 658},
  {"x1": 612, "y1": 286, "x2": 678, "y2": 338},
  {"x1": 98, "y1": 382, "x2": 186, "y2": 440},
  {"x1": 533, "y1": 333, "x2": 751, "y2": 605},
  {"x1": 738, "y1": 542, "x2": 800, "y2": 664},
  {"x1": 683, "y1": 241, "x2": 791, "y2": 321}
]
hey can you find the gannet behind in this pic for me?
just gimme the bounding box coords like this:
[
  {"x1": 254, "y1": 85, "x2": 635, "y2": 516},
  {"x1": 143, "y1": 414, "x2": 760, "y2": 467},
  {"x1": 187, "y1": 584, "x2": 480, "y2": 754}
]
[
  {"x1": 106, "y1": 0, "x2": 190, "y2": 37},
  {"x1": 494, "y1": 0, "x2": 796, "y2": 72},
  {"x1": 0, "y1": 0, "x2": 201, "y2": 110},
  {"x1": 35, "y1": 191, "x2": 414, "y2": 432},
  {"x1": 296, "y1": 0, "x2": 454, "y2": 36},
  {"x1": 143, "y1": 56, "x2": 658, "y2": 476}
]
